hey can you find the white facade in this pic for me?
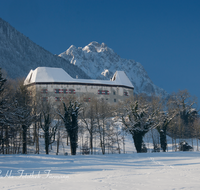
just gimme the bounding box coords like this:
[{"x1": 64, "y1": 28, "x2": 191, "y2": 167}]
[{"x1": 24, "y1": 67, "x2": 134, "y2": 104}]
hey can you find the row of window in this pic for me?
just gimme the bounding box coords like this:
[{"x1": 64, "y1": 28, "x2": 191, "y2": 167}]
[
  {"x1": 41, "y1": 89, "x2": 75, "y2": 94},
  {"x1": 98, "y1": 90, "x2": 129, "y2": 96},
  {"x1": 41, "y1": 89, "x2": 129, "y2": 96},
  {"x1": 98, "y1": 90, "x2": 109, "y2": 95},
  {"x1": 54, "y1": 89, "x2": 75, "y2": 94}
]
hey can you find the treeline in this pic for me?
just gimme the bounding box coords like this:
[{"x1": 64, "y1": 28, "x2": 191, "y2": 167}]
[
  {"x1": 0, "y1": 69, "x2": 199, "y2": 155},
  {"x1": 122, "y1": 92, "x2": 198, "y2": 153}
]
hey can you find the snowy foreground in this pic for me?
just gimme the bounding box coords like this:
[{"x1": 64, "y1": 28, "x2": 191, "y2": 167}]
[{"x1": 1, "y1": 152, "x2": 200, "y2": 190}]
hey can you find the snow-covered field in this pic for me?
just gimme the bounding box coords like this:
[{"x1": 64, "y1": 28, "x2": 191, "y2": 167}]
[
  {"x1": 1, "y1": 127, "x2": 200, "y2": 190},
  {"x1": 1, "y1": 152, "x2": 200, "y2": 190}
]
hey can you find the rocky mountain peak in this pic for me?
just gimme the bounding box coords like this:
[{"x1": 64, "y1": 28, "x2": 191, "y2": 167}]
[
  {"x1": 88, "y1": 41, "x2": 101, "y2": 47},
  {"x1": 82, "y1": 41, "x2": 109, "y2": 53},
  {"x1": 59, "y1": 42, "x2": 168, "y2": 97}
]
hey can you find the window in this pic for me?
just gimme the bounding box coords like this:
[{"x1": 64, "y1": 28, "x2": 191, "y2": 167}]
[
  {"x1": 124, "y1": 92, "x2": 128, "y2": 96},
  {"x1": 113, "y1": 91, "x2": 116, "y2": 95},
  {"x1": 98, "y1": 90, "x2": 109, "y2": 95},
  {"x1": 104, "y1": 90, "x2": 109, "y2": 95},
  {"x1": 55, "y1": 89, "x2": 63, "y2": 93},
  {"x1": 41, "y1": 89, "x2": 48, "y2": 93},
  {"x1": 114, "y1": 99, "x2": 117, "y2": 102},
  {"x1": 63, "y1": 89, "x2": 68, "y2": 94},
  {"x1": 69, "y1": 89, "x2": 75, "y2": 94},
  {"x1": 98, "y1": 90, "x2": 103, "y2": 94}
]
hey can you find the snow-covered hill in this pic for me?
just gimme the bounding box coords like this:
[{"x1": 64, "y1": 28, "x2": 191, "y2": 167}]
[
  {"x1": 0, "y1": 18, "x2": 90, "y2": 79},
  {"x1": 59, "y1": 41, "x2": 168, "y2": 96}
]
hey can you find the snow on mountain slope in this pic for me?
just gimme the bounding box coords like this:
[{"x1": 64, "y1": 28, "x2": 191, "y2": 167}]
[
  {"x1": 0, "y1": 18, "x2": 90, "y2": 79},
  {"x1": 59, "y1": 41, "x2": 168, "y2": 96}
]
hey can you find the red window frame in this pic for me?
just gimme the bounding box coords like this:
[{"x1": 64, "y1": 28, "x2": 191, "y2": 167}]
[
  {"x1": 98, "y1": 90, "x2": 109, "y2": 95},
  {"x1": 69, "y1": 89, "x2": 75, "y2": 94},
  {"x1": 63, "y1": 89, "x2": 68, "y2": 94},
  {"x1": 55, "y1": 89, "x2": 63, "y2": 93}
]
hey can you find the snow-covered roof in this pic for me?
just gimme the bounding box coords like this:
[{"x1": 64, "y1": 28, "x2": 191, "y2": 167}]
[{"x1": 24, "y1": 67, "x2": 134, "y2": 89}]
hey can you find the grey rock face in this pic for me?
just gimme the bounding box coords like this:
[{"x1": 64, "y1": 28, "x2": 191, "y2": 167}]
[
  {"x1": 0, "y1": 18, "x2": 90, "y2": 79},
  {"x1": 59, "y1": 41, "x2": 168, "y2": 97}
]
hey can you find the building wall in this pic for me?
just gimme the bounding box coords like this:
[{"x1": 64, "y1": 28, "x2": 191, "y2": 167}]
[{"x1": 28, "y1": 83, "x2": 133, "y2": 105}]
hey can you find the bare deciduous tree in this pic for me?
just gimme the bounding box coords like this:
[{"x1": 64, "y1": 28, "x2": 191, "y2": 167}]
[
  {"x1": 122, "y1": 98, "x2": 159, "y2": 153},
  {"x1": 58, "y1": 101, "x2": 81, "y2": 155},
  {"x1": 39, "y1": 102, "x2": 58, "y2": 155}
]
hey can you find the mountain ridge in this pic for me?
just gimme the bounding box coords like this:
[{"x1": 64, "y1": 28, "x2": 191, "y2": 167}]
[
  {"x1": 0, "y1": 17, "x2": 167, "y2": 97},
  {"x1": 0, "y1": 17, "x2": 90, "y2": 79},
  {"x1": 59, "y1": 41, "x2": 168, "y2": 96}
]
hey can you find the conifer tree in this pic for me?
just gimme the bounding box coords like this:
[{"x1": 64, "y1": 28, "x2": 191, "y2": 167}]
[
  {"x1": 14, "y1": 81, "x2": 36, "y2": 154},
  {"x1": 0, "y1": 68, "x2": 7, "y2": 154}
]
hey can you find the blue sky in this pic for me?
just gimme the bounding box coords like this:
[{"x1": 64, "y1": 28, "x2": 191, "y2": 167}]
[{"x1": 0, "y1": 0, "x2": 200, "y2": 101}]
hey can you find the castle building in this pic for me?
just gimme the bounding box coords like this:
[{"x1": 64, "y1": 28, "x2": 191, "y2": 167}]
[{"x1": 24, "y1": 67, "x2": 134, "y2": 104}]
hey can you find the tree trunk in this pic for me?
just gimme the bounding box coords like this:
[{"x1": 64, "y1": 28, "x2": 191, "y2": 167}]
[
  {"x1": 69, "y1": 134, "x2": 77, "y2": 155},
  {"x1": 102, "y1": 122, "x2": 105, "y2": 154},
  {"x1": 133, "y1": 132, "x2": 143, "y2": 153},
  {"x1": 1, "y1": 127, "x2": 4, "y2": 154},
  {"x1": 123, "y1": 131, "x2": 125, "y2": 154},
  {"x1": 160, "y1": 128, "x2": 167, "y2": 152},
  {"x1": 36, "y1": 123, "x2": 39, "y2": 154},
  {"x1": 69, "y1": 115, "x2": 78, "y2": 155},
  {"x1": 175, "y1": 138, "x2": 177, "y2": 151},
  {"x1": 56, "y1": 129, "x2": 60, "y2": 155},
  {"x1": 45, "y1": 131, "x2": 49, "y2": 154},
  {"x1": 33, "y1": 122, "x2": 37, "y2": 143},
  {"x1": 5, "y1": 127, "x2": 9, "y2": 154},
  {"x1": 22, "y1": 125, "x2": 27, "y2": 154},
  {"x1": 90, "y1": 132, "x2": 93, "y2": 154},
  {"x1": 116, "y1": 132, "x2": 121, "y2": 154},
  {"x1": 67, "y1": 134, "x2": 69, "y2": 146}
]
